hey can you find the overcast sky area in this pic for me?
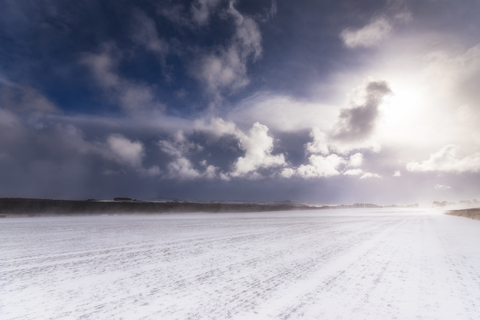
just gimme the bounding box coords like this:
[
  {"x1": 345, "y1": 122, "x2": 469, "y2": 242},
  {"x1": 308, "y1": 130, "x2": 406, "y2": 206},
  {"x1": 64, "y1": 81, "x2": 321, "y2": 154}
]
[{"x1": 1, "y1": 0, "x2": 479, "y2": 205}]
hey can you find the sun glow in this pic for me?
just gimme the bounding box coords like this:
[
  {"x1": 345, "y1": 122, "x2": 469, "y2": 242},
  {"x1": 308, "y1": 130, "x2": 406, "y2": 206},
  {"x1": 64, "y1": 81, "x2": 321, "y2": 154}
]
[
  {"x1": 382, "y1": 83, "x2": 425, "y2": 126},
  {"x1": 377, "y1": 78, "x2": 436, "y2": 146}
]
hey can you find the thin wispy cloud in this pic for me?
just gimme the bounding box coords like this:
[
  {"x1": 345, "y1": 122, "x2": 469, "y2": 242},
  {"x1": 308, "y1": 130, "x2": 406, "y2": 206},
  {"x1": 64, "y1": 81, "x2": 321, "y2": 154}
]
[{"x1": 341, "y1": 17, "x2": 393, "y2": 48}]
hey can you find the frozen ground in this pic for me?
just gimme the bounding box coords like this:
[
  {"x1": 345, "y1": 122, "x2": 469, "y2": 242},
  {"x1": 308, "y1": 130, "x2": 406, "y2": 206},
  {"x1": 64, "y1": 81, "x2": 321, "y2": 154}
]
[{"x1": 1, "y1": 209, "x2": 480, "y2": 320}]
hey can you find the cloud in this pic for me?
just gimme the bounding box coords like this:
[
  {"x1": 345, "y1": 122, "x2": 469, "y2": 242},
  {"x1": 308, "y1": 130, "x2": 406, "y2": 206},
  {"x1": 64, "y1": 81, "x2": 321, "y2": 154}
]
[
  {"x1": 393, "y1": 170, "x2": 401, "y2": 177},
  {"x1": 228, "y1": 3, "x2": 262, "y2": 61},
  {"x1": 340, "y1": 17, "x2": 392, "y2": 48},
  {"x1": 57, "y1": 128, "x2": 160, "y2": 176},
  {"x1": 156, "y1": 3, "x2": 191, "y2": 26},
  {"x1": 36, "y1": 124, "x2": 160, "y2": 176},
  {"x1": 143, "y1": 166, "x2": 162, "y2": 177},
  {"x1": 131, "y1": 10, "x2": 169, "y2": 65},
  {"x1": 197, "y1": 118, "x2": 287, "y2": 178},
  {"x1": 0, "y1": 79, "x2": 59, "y2": 114},
  {"x1": 306, "y1": 128, "x2": 329, "y2": 155},
  {"x1": 296, "y1": 154, "x2": 346, "y2": 178},
  {"x1": 228, "y1": 93, "x2": 338, "y2": 132},
  {"x1": 106, "y1": 134, "x2": 145, "y2": 168},
  {"x1": 191, "y1": 2, "x2": 262, "y2": 96},
  {"x1": 435, "y1": 184, "x2": 451, "y2": 190},
  {"x1": 231, "y1": 122, "x2": 286, "y2": 178},
  {"x1": 194, "y1": 51, "x2": 250, "y2": 94},
  {"x1": 406, "y1": 144, "x2": 480, "y2": 173},
  {"x1": 348, "y1": 153, "x2": 363, "y2": 167},
  {"x1": 304, "y1": 79, "x2": 391, "y2": 155},
  {"x1": 197, "y1": 117, "x2": 373, "y2": 181},
  {"x1": 159, "y1": 131, "x2": 220, "y2": 180},
  {"x1": 195, "y1": 117, "x2": 238, "y2": 142},
  {"x1": 158, "y1": 131, "x2": 202, "y2": 157},
  {"x1": 266, "y1": 0, "x2": 277, "y2": 20},
  {"x1": 81, "y1": 44, "x2": 164, "y2": 113},
  {"x1": 360, "y1": 172, "x2": 382, "y2": 179},
  {"x1": 393, "y1": 12, "x2": 412, "y2": 23},
  {"x1": 0, "y1": 108, "x2": 21, "y2": 128},
  {"x1": 420, "y1": 44, "x2": 480, "y2": 128},
  {"x1": 167, "y1": 157, "x2": 202, "y2": 180},
  {"x1": 343, "y1": 168, "x2": 363, "y2": 176},
  {"x1": 200, "y1": 160, "x2": 218, "y2": 179},
  {"x1": 280, "y1": 150, "x2": 376, "y2": 179},
  {"x1": 191, "y1": 0, "x2": 222, "y2": 25},
  {"x1": 280, "y1": 167, "x2": 296, "y2": 178},
  {"x1": 54, "y1": 124, "x2": 98, "y2": 155},
  {"x1": 332, "y1": 80, "x2": 392, "y2": 142}
]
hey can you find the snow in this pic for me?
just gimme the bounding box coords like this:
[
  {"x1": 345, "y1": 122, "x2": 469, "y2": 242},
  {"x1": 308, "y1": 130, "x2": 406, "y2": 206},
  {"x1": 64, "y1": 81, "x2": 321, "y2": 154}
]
[{"x1": 1, "y1": 209, "x2": 480, "y2": 319}]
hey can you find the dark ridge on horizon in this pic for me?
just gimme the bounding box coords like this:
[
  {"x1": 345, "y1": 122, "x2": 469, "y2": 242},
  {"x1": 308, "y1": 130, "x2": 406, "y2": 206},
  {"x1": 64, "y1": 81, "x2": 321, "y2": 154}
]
[
  {"x1": 0, "y1": 198, "x2": 314, "y2": 217},
  {"x1": 0, "y1": 198, "x2": 423, "y2": 217}
]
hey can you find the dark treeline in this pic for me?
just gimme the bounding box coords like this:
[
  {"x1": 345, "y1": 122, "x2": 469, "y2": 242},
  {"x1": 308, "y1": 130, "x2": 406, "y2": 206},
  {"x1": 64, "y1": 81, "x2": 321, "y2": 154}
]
[
  {"x1": 446, "y1": 208, "x2": 480, "y2": 220},
  {"x1": 0, "y1": 198, "x2": 315, "y2": 216}
]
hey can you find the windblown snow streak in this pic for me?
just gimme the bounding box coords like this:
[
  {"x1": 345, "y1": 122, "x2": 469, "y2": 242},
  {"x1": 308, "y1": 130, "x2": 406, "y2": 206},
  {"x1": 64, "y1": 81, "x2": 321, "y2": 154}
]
[{"x1": 1, "y1": 209, "x2": 479, "y2": 319}]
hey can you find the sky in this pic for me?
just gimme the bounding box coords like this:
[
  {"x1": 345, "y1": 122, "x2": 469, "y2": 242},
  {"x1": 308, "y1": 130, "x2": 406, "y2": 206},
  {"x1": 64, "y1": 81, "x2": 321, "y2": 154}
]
[{"x1": 0, "y1": 0, "x2": 479, "y2": 205}]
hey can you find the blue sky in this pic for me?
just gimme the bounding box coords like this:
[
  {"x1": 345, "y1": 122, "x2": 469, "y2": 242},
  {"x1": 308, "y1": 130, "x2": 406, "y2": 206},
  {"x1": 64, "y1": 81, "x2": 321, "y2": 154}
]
[{"x1": 1, "y1": 0, "x2": 480, "y2": 204}]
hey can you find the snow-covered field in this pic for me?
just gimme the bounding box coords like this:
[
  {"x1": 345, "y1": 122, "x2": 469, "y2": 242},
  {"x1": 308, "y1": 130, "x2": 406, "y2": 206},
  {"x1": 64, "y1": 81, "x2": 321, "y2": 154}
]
[{"x1": 1, "y1": 209, "x2": 480, "y2": 319}]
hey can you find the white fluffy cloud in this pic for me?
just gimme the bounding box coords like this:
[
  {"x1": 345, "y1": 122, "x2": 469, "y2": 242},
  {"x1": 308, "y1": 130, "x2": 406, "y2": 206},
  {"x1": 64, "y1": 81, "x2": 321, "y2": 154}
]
[
  {"x1": 196, "y1": 118, "x2": 287, "y2": 178},
  {"x1": 231, "y1": 122, "x2": 286, "y2": 177},
  {"x1": 296, "y1": 154, "x2": 346, "y2": 178},
  {"x1": 343, "y1": 168, "x2": 363, "y2": 176},
  {"x1": 340, "y1": 17, "x2": 392, "y2": 48},
  {"x1": 435, "y1": 184, "x2": 451, "y2": 190},
  {"x1": 393, "y1": 170, "x2": 401, "y2": 177},
  {"x1": 107, "y1": 134, "x2": 145, "y2": 168},
  {"x1": 406, "y1": 145, "x2": 480, "y2": 173},
  {"x1": 280, "y1": 167, "x2": 296, "y2": 178},
  {"x1": 348, "y1": 153, "x2": 363, "y2": 167},
  {"x1": 158, "y1": 131, "x2": 219, "y2": 180},
  {"x1": 280, "y1": 151, "x2": 381, "y2": 180},
  {"x1": 167, "y1": 157, "x2": 202, "y2": 180},
  {"x1": 360, "y1": 172, "x2": 382, "y2": 179},
  {"x1": 306, "y1": 128, "x2": 329, "y2": 155}
]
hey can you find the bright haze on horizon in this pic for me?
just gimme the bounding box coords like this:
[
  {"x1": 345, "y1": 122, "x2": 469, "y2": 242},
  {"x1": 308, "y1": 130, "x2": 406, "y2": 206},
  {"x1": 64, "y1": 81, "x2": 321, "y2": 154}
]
[{"x1": 0, "y1": 0, "x2": 479, "y2": 204}]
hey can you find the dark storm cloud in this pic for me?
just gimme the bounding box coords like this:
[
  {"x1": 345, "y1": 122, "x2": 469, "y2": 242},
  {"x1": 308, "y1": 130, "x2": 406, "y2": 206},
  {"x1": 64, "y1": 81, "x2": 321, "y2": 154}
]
[
  {"x1": 0, "y1": 0, "x2": 400, "y2": 114},
  {"x1": 332, "y1": 80, "x2": 392, "y2": 142},
  {"x1": 0, "y1": 112, "x2": 169, "y2": 199}
]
